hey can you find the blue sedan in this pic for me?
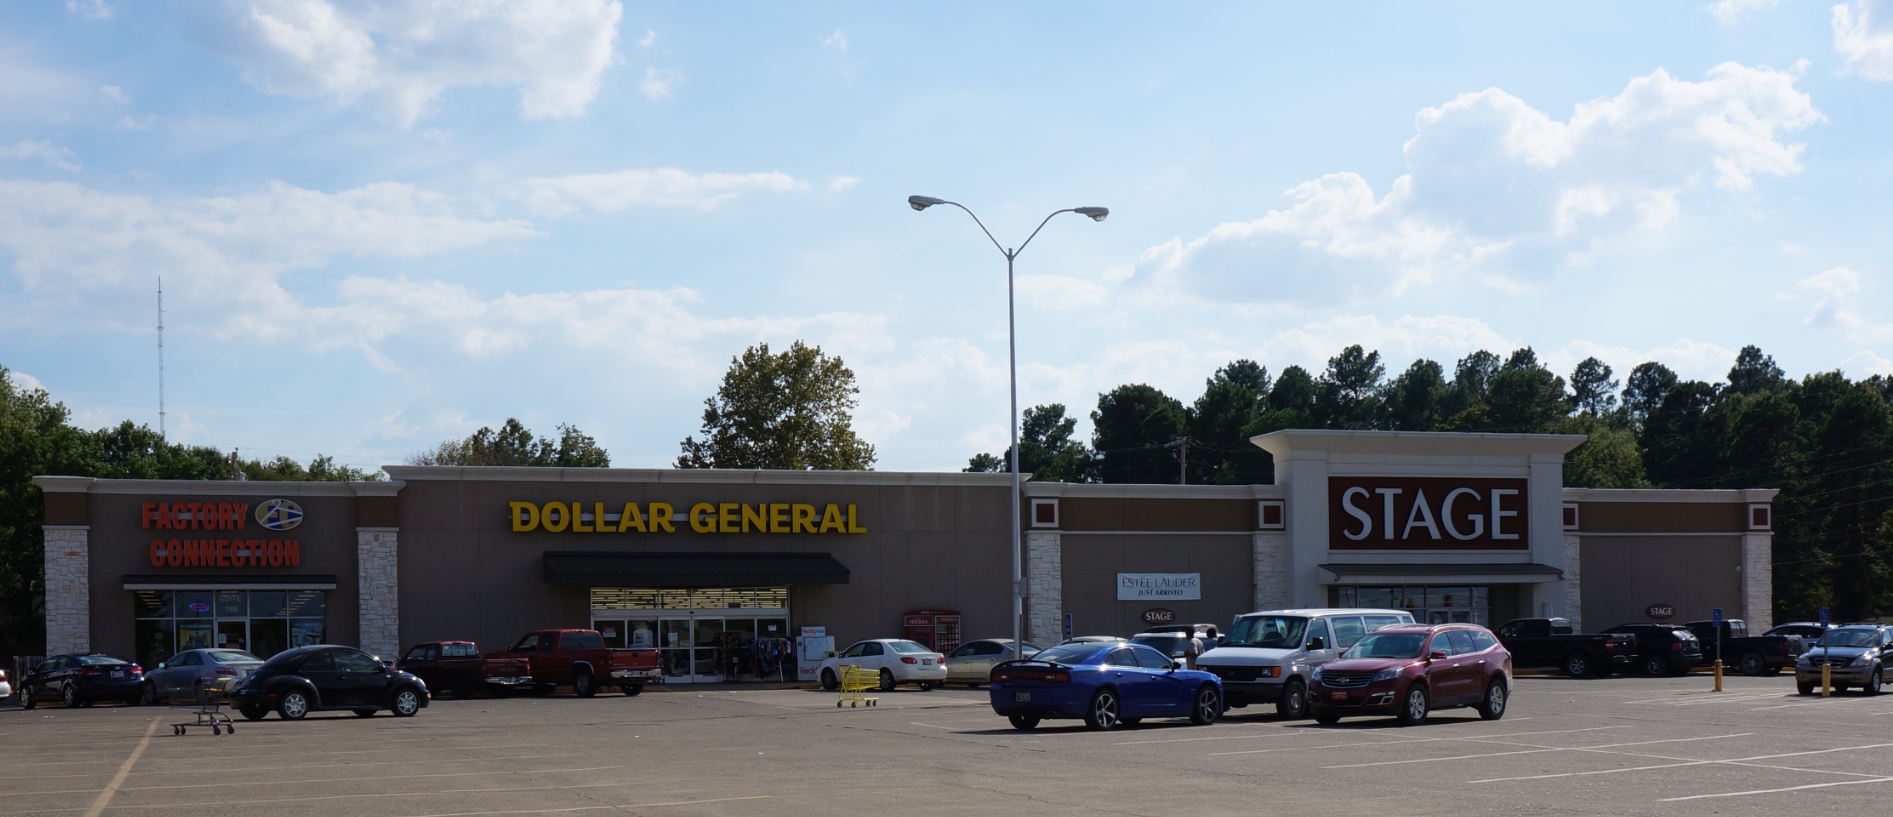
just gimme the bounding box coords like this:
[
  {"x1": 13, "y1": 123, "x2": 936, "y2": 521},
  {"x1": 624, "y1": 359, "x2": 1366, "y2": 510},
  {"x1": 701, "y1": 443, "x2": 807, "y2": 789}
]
[{"x1": 989, "y1": 642, "x2": 1223, "y2": 730}]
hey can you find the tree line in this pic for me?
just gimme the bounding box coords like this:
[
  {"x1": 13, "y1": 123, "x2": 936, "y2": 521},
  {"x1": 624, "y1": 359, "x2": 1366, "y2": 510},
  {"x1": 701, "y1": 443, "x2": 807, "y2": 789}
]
[{"x1": 964, "y1": 344, "x2": 1893, "y2": 622}]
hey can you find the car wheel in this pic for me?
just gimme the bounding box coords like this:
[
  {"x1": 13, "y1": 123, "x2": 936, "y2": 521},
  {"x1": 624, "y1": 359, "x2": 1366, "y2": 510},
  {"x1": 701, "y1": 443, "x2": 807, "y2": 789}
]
[
  {"x1": 1084, "y1": 689, "x2": 1122, "y2": 731},
  {"x1": 1189, "y1": 685, "x2": 1221, "y2": 725},
  {"x1": 622, "y1": 684, "x2": 643, "y2": 697},
  {"x1": 1395, "y1": 684, "x2": 1430, "y2": 726},
  {"x1": 1739, "y1": 652, "x2": 1766, "y2": 677},
  {"x1": 353, "y1": 708, "x2": 377, "y2": 717},
  {"x1": 1313, "y1": 710, "x2": 1341, "y2": 725},
  {"x1": 1797, "y1": 680, "x2": 1817, "y2": 695},
  {"x1": 239, "y1": 705, "x2": 268, "y2": 721},
  {"x1": 193, "y1": 679, "x2": 207, "y2": 704},
  {"x1": 143, "y1": 682, "x2": 161, "y2": 705},
  {"x1": 572, "y1": 670, "x2": 597, "y2": 698},
  {"x1": 20, "y1": 687, "x2": 36, "y2": 710},
  {"x1": 63, "y1": 683, "x2": 81, "y2": 708},
  {"x1": 878, "y1": 669, "x2": 896, "y2": 692},
  {"x1": 820, "y1": 669, "x2": 838, "y2": 691},
  {"x1": 392, "y1": 687, "x2": 422, "y2": 717},
  {"x1": 278, "y1": 690, "x2": 310, "y2": 720},
  {"x1": 1477, "y1": 680, "x2": 1508, "y2": 721},
  {"x1": 1007, "y1": 714, "x2": 1040, "y2": 730},
  {"x1": 1641, "y1": 653, "x2": 1670, "y2": 677},
  {"x1": 918, "y1": 682, "x2": 937, "y2": 692},
  {"x1": 1276, "y1": 679, "x2": 1307, "y2": 720},
  {"x1": 450, "y1": 676, "x2": 470, "y2": 700},
  {"x1": 1865, "y1": 669, "x2": 1883, "y2": 697},
  {"x1": 1563, "y1": 652, "x2": 1591, "y2": 679}
]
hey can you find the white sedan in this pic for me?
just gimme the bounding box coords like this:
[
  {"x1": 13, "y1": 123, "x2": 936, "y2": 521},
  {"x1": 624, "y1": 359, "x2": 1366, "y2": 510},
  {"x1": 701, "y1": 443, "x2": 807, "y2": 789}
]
[
  {"x1": 817, "y1": 639, "x2": 947, "y2": 691},
  {"x1": 945, "y1": 639, "x2": 1040, "y2": 687}
]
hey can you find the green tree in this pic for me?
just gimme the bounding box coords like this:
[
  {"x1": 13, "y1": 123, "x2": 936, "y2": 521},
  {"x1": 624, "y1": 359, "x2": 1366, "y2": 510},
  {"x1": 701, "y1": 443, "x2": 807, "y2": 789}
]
[
  {"x1": 1187, "y1": 361, "x2": 1272, "y2": 484},
  {"x1": 1091, "y1": 384, "x2": 1187, "y2": 484},
  {"x1": 0, "y1": 367, "x2": 95, "y2": 652},
  {"x1": 1725, "y1": 345, "x2": 1787, "y2": 395},
  {"x1": 1255, "y1": 365, "x2": 1318, "y2": 431},
  {"x1": 1554, "y1": 415, "x2": 1648, "y2": 488},
  {"x1": 89, "y1": 421, "x2": 229, "y2": 480},
  {"x1": 415, "y1": 418, "x2": 610, "y2": 467},
  {"x1": 1569, "y1": 357, "x2": 1619, "y2": 417},
  {"x1": 1639, "y1": 380, "x2": 1721, "y2": 486},
  {"x1": 1438, "y1": 350, "x2": 1502, "y2": 427},
  {"x1": 240, "y1": 454, "x2": 384, "y2": 481},
  {"x1": 963, "y1": 404, "x2": 1097, "y2": 483},
  {"x1": 1383, "y1": 359, "x2": 1448, "y2": 431},
  {"x1": 677, "y1": 341, "x2": 874, "y2": 470},
  {"x1": 1623, "y1": 361, "x2": 1678, "y2": 427},
  {"x1": 1480, "y1": 348, "x2": 1569, "y2": 432},
  {"x1": 1315, "y1": 345, "x2": 1385, "y2": 428}
]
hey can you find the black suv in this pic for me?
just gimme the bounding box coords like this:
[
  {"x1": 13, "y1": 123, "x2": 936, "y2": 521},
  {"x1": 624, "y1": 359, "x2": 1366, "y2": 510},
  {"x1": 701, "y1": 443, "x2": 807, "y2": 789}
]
[
  {"x1": 229, "y1": 645, "x2": 429, "y2": 720},
  {"x1": 1599, "y1": 623, "x2": 1703, "y2": 676}
]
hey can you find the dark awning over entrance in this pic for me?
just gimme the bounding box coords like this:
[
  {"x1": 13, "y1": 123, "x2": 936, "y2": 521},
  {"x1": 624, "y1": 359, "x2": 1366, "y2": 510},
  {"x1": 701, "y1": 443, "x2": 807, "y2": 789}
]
[
  {"x1": 541, "y1": 552, "x2": 850, "y2": 587},
  {"x1": 1317, "y1": 563, "x2": 1564, "y2": 583},
  {"x1": 122, "y1": 574, "x2": 339, "y2": 590}
]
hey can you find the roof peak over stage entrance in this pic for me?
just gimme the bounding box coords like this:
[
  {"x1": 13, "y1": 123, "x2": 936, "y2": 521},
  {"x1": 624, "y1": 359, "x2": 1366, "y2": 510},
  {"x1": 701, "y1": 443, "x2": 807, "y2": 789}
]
[{"x1": 1250, "y1": 429, "x2": 1588, "y2": 460}]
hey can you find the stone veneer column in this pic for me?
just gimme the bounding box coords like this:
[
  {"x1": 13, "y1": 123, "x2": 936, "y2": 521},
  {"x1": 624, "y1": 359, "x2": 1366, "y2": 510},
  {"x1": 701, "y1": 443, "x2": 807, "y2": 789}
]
[
  {"x1": 1252, "y1": 532, "x2": 1288, "y2": 611},
  {"x1": 1742, "y1": 533, "x2": 1773, "y2": 632},
  {"x1": 1562, "y1": 533, "x2": 1583, "y2": 632},
  {"x1": 43, "y1": 525, "x2": 90, "y2": 656},
  {"x1": 356, "y1": 528, "x2": 400, "y2": 659},
  {"x1": 1025, "y1": 531, "x2": 1062, "y2": 646}
]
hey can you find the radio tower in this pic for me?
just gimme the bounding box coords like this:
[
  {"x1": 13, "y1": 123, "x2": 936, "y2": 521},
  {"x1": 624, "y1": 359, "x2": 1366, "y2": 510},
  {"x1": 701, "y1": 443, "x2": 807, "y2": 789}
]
[{"x1": 157, "y1": 276, "x2": 166, "y2": 438}]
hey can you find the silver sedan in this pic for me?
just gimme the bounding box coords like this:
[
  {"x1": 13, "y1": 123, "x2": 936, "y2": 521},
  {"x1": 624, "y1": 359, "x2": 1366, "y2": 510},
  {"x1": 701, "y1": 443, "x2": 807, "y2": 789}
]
[
  {"x1": 143, "y1": 649, "x2": 263, "y2": 703},
  {"x1": 944, "y1": 639, "x2": 1040, "y2": 687}
]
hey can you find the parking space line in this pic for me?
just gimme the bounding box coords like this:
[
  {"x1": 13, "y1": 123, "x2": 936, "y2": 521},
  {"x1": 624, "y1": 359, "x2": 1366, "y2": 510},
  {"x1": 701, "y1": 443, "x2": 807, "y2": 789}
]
[
  {"x1": 1210, "y1": 726, "x2": 1627, "y2": 757},
  {"x1": 84, "y1": 781, "x2": 715, "y2": 811},
  {"x1": 1322, "y1": 733, "x2": 1748, "y2": 769},
  {"x1": 23, "y1": 766, "x2": 627, "y2": 797},
  {"x1": 81, "y1": 718, "x2": 159, "y2": 817},
  {"x1": 1113, "y1": 726, "x2": 1288, "y2": 746},
  {"x1": 390, "y1": 796, "x2": 771, "y2": 817},
  {"x1": 1468, "y1": 740, "x2": 1893, "y2": 783},
  {"x1": 1660, "y1": 776, "x2": 1893, "y2": 801}
]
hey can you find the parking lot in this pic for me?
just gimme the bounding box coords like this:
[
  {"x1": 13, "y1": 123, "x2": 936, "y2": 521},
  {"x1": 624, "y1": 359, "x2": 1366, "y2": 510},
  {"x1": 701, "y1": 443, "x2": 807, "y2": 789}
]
[{"x1": 5, "y1": 673, "x2": 1893, "y2": 817}]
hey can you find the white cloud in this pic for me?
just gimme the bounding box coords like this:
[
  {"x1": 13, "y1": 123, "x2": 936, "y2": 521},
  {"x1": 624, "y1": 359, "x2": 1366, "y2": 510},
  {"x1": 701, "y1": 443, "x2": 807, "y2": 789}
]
[
  {"x1": 639, "y1": 67, "x2": 681, "y2": 100},
  {"x1": 205, "y1": 0, "x2": 624, "y2": 128},
  {"x1": 1016, "y1": 275, "x2": 1112, "y2": 310},
  {"x1": 1131, "y1": 63, "x2": 1823, "y2": 304},
  {"x1": 67, "y1": 0, "x2": 115, "y2": 20},
  {"x1": 821, "y1": 30, "x2": 848, "y2": 50},
  {"x1": 115, "y1": 115, "x2": 156, "y2": 132},
  {"x1": 1708, "y1": 0, "x2": 1779, "y2": 24},
  {"x1": 1835, "y1": 1, "x2": 1893, "y2": 80},
  {"x1": 518, "y1": 168, "x2": 806, "y2": 216},
  {"x1": 1, "y1": 140, "x2": 82, "y2": 171},
  {"x1": 6, "y1": 369, "x2": 45, "y2": 393},
  {"x1": 1839, "y1": 350, "x2": 1893, "y2": 376},
  {"x1": 827, "y1": 175, "x2": 861, "y2": 192},
  {"x1": 100, "y1": 85, "x2": 129, "y2": 105},
  {"x1": 637, "y1": 29, "x2": 656, "y2": 48},
  {"x1": 1547, "y1": 338, "x2": 1739, "y2": 383},
  {"x1": 1789, "y1": 266, "x2": 1893, "y2": 344}
]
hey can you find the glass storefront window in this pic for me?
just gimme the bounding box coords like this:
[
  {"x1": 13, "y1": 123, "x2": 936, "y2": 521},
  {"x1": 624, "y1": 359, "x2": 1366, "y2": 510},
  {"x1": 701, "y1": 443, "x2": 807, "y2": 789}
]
[
  {"x1": 134, "y1": 590, "x2": 173, "y2": 618},
  {"x1": 215, "y1": 591, "x2": 247, "y2": 618},
  {"x1": 290, "y1": 620, "x2": 326, "y2": 648},
  {"x1": 177, "y1": 592, "x2": 213, "y2": 618},
  {"x1": 1338, "y1": 584, "x2": 1490, "y2": 631},
  {"x1": 287, "y1": 591, "x2": 325, "y2": 617},
  {"x1": 251, "y1": 591, "x2": 288, "y2": 617},
  {"x1": 132, "y1": 589, "x2": 325, "y2": 667}
]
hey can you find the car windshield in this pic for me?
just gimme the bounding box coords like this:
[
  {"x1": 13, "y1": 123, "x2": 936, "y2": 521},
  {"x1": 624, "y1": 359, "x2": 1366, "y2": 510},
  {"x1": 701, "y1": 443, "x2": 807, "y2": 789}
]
[
  {"x1": 1030, "y1": 644, "x2": 1106, "y2": 666},
  {"x1": 207, "y1": 651, "x2": 260, "y2": 663},
  {"x1": 1222, "y1": 616, "x2": 1308, "y2": 648},
  {"x1": 889, "y1": 641, "x2": 930, "y2": 654},
  {"x1": 76, "y1": 655, "x2": 128, "y2": 666},
  {"x1": 1815, "y1": 629, "x2": 1882, "y2": 648},
  {"x1": 1131, "y1": 635, "x2": 1186, "y2": 653},
  {"x1": 1344, "y1": 632, "x2": 1428, "y2": 659}
]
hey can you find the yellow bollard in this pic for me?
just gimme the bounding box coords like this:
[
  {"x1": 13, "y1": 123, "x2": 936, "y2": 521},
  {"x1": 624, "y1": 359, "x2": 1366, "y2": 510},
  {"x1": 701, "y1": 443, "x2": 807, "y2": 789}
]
[
  {"x1": 1713, "y1": 660, "x2": 1723, "y2": 692},
  {"x1": 1823, "y1": 662, "x2": 1832, "y2": 697}
]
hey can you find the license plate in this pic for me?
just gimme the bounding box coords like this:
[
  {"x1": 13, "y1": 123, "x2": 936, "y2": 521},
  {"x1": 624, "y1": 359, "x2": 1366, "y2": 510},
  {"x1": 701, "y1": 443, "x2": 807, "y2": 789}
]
[
  {"x1": 1014, "y1": 692, "x2": 1032, "y2": 702},
  {"x1": 111, "y1": 671, "x2": 124, "y2": 678},
  {"x1": 1331, "y1": 692, "x2": 1346, "y2": 700},
  {"x1": 922, "y1": 659, "x2": 932, "y2": 665}
]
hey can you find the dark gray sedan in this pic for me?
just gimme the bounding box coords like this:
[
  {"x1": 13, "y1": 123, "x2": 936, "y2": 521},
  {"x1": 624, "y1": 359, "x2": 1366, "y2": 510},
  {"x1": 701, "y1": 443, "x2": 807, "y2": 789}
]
[{"x1": 143, "y1": 649, "x2": 263, "y2": 703}]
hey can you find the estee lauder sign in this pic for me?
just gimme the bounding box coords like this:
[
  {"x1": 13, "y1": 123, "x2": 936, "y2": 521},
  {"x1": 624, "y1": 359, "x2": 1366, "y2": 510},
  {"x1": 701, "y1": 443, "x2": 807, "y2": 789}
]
[
  {"x1": 1328, "y1": 476, "x2": 1528, "y2": 551},
  {"x1": 509, "y1": 501, "x2": 868, "y2": 534}
]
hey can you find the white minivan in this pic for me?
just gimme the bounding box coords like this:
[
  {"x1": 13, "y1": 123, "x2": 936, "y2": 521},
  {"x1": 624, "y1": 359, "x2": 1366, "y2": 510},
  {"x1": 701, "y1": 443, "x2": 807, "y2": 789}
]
[{"x1": 1196, "y1": 608, "x2": 1415, "y2": 719}]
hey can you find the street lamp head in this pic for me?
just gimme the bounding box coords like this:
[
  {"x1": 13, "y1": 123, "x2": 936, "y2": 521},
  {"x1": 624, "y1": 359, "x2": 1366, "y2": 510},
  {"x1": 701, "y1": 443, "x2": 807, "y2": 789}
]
[
  {"x1": 908, "y1": 195, "x2": 946, "y2": 212},
  {"x1": 1075, "y1": 206, "x2": 1109, "y2": 222}
]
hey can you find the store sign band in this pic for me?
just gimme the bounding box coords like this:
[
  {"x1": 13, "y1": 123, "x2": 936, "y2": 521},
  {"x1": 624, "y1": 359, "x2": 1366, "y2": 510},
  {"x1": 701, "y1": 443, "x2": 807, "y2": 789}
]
[
  {"x1": 148, "y1": 538, "x2": 301, "y2": 568},
  {"x1": 509, "y1": 501, "x2": 868, "y2": 534},
  {"x1": 1328, "y1": 476, "x2": 1529, "y2": 550}
]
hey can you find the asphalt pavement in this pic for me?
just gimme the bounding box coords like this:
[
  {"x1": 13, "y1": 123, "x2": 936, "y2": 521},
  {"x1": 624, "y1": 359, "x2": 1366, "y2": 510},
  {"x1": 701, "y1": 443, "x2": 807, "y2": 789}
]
[{"x1": 4, "y1": 672, "x2": 1891, "y2": 816}]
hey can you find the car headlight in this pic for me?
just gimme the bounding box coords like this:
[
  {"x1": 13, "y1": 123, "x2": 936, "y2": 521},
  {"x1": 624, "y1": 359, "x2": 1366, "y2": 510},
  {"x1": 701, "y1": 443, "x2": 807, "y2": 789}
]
[
  {"x1": 1853, "y1": 653, "x2": 1873, "y2": 667},
  {"x1": 1371, "y1": 668, "x2": 1400, "y2": 682},
  {"x1": 1310, "y1": 667, "x2": 1322, "y2": 681}
]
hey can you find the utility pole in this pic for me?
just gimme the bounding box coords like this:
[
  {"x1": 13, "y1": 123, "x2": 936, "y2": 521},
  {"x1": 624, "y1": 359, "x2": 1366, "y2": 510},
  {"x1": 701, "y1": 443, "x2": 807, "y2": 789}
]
[
  {"x1": 1164, "y1": 436, "x2": 1192, "y2": 485},
  {"x1": 157, "y1": 277, "x2": 166, "y2": 438}
]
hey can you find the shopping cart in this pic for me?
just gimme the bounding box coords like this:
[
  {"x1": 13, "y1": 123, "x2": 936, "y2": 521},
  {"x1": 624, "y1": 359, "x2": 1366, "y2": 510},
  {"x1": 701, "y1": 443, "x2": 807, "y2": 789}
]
[
  {"x1": 170, "y1": 678, "x2": 236, "y2": 736},
  {"x1": 836, "y1": 665, "x2": 879, "y2": 708}
]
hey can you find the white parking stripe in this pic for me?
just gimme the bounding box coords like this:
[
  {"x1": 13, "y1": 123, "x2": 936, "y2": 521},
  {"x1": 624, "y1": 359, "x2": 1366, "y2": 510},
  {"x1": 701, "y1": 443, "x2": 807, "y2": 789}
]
[
  {"x1": 1323, "y1": 733, "x2": 1748, "y2": 769},
  {"x1": 1661, "y1": 776, "x2": 1893, "y2": 801},
  {"x1": 1468, "y1": 740, "x2": 1893, "y2": 783},
  {"x1": 1210, "y1": 726, "x2": 1626, "y2": 757}
]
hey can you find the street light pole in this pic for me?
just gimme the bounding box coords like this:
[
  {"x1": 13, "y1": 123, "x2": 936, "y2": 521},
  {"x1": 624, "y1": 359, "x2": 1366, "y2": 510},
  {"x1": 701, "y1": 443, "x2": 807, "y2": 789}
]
[{"x1": 908, "y1": 196, "x2": 1108, "y2": 663}]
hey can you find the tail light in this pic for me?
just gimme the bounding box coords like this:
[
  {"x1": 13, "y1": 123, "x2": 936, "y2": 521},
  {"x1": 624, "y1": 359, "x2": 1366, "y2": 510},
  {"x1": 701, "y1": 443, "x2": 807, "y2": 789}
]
[
  {"x1": 130, "y1": 665, "x2": 141, "y2": 674},
  {"x1": 216, "y1": 667, "x2": 239, "y2": 676},
  {"x1": 1604, "y1": 637, "x2": 1615, "y2": 649},
  {"x1": 901, "y1": 657, "x2": 918, "y2": 664},
  {"x1": 992, "y1": 667, "x2": 1070, "y2": 684},
  {"x1": 77, "y1": 667, "x2": 104, "y2": 676},
  {"x1": 1670, "y1": 642, "x2": 1682, "y2": 652}
]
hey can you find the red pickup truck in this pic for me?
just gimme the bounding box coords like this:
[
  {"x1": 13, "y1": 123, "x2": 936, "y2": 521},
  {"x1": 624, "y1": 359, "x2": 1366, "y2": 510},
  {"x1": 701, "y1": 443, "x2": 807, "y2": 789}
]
[
  {"x1": 397, "y1": 641, "x2": 534, "y2": 699},
  {"x1": 488, "y1": 629, "x2": 662, "y2": 696}
]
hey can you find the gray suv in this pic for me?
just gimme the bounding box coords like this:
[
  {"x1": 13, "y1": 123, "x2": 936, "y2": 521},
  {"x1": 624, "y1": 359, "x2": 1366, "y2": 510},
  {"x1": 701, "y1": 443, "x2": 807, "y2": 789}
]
[{"x1": 1795, "y1": 625, "x2": 1892, "y2": 695}]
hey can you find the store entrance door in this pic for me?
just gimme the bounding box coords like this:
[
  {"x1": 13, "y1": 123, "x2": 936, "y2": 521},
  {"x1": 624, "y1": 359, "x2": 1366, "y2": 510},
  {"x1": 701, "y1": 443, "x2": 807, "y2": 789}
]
[{"x1": 592, "y1": 587, "x2": 792, "y2": 686}]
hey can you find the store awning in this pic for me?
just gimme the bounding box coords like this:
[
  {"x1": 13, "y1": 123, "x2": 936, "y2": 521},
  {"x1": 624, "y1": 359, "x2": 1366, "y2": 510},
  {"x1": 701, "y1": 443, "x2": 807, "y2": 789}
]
[
  {"x1": 122, "y1": 575, "x2": 338, "y2": 590},
  {"x1": 1317, "y1": 563, "x2": 1564, "y2": 584},
  {"x1": 541, "y1": 552, "x2": 851, "y2": 588}
]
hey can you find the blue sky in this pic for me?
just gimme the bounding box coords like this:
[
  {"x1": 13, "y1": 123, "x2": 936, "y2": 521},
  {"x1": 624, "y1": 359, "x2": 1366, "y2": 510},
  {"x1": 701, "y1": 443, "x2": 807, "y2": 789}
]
[{"x1": 3, "y1": 1, "x2": 1892, "y2": 473}]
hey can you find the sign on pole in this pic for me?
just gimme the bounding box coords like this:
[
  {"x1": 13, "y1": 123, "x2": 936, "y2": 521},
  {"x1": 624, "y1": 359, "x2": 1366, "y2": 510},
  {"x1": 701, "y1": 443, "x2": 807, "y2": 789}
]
[
  {"x1": 1712, "y1": 607, "x2": 1723, "y2": 626},
  {"x1": 1063, "y1": 613, "x2": 1072, "y2": 639},
  {"x1": 1819, "y1": 607, "x2": 1830, "y2": 626}
]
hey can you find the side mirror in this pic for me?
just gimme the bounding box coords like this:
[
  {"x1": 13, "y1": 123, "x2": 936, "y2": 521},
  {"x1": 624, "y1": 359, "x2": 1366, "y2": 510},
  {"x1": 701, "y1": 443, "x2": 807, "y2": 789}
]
[
  {"x1": 1171, "y1": 661, "x2": 1183, "y2": 671},
  {"x1": 1306, "y1": 637, "x2": 1326, "y2": 651},
  {"x1": 824, "y1": 651, "x2": 837, "y2": 658},
  {"x1": 1429, "y1": 650, "x2": 1449, "y2": 661}
]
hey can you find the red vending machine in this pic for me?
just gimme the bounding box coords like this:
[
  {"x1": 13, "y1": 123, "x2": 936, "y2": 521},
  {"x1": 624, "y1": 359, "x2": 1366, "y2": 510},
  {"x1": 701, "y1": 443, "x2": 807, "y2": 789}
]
[{"x1": 903, "y1": 610, "x2": 962, "y2": 654}]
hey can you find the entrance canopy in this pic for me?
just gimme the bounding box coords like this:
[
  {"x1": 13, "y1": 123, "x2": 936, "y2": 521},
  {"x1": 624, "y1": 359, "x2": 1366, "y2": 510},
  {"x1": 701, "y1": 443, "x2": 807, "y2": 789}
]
[
  {"x1": 542, "y1": 551, "x2": 850, "y2": 587},
  {"x1": 1318, "y1": 562, "x2": 1564, "y2": 584}
]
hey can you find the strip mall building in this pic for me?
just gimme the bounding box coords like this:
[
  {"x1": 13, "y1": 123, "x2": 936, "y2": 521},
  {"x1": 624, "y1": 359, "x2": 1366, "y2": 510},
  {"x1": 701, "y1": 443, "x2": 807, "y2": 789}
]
[{"x1": 37, "y1": 430, "x2": 1777, "y2": 682}]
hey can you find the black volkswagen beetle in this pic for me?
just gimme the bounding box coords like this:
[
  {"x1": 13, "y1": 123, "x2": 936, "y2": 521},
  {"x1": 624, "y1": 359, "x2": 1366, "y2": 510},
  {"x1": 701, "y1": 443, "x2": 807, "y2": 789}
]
[{"x1": 229, "y1": 645, "x2": 428, "y2": 720}]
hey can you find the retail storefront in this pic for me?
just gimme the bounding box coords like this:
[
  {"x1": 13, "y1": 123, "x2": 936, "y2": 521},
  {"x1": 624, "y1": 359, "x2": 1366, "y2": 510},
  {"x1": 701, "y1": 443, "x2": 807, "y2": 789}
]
[{"x1": 37, "y1": 430, "x2": 1776, "y2": 675}]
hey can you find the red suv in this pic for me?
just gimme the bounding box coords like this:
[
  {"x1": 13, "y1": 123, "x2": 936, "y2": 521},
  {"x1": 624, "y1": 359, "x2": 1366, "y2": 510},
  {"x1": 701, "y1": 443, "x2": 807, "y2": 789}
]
[{"x1": 1308, "y1": 624, "x2": 1512, "y2": 726}]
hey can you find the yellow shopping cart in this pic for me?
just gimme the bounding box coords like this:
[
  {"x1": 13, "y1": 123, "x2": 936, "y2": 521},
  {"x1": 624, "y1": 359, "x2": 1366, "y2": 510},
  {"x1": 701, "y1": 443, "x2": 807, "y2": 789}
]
[{"x1": 837, "y1": 664, "x2": 879, "y2": 708}]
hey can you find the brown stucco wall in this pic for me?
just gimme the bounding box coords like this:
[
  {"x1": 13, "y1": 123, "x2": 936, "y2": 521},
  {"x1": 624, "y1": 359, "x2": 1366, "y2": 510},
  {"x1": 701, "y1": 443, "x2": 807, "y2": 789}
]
[
  {"x1": 1058, "y1": 497, "x2": 1255, "y2": 532},
  {"x1": 86, "y1": 491, "x2": 362, "y2": 660},
  {"x1": 1057, "y1": 533, "x2": 1253, "y2": 636},
  {"x1": 393, "y1": 478, "x2": 1015, "y2": 653},
  {"x1": 1579, "y1": 535, "x2": 1744, "y2": 628}
]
